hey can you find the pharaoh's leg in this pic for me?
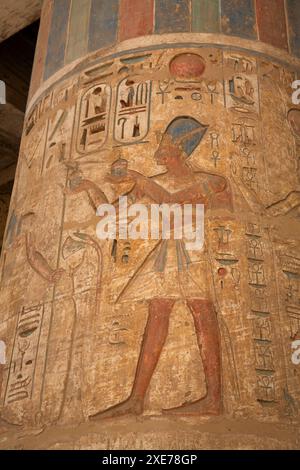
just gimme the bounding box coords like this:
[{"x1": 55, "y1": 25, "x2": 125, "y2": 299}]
[
  {"x1": 163, "y1": 298, "x2": 222, "y2": 416},
  {"x1": 90, "y1": 298, "x2": 175, "y2": 420}
]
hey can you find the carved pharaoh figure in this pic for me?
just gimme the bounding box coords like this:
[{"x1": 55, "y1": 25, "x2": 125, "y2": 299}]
[{"x1": 68, "y1": 116, "x2": 234, "y2": 418}]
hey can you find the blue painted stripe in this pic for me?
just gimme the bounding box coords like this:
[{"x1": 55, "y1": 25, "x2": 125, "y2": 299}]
[
  {"x1": 44, "y1": 0, "x2": 71, "y2": 80},
  {"x1": 221, "y1": 0, "x2": 257, "y2": 40},
  {"x1": 155, "y1": 0, "x2": 191, "y2": 34},
  {"x1": 88, "y1": 0, "x2": 119, "y2": 53}
]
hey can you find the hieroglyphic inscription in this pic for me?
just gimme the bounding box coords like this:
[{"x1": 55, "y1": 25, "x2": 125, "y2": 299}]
[
  {"x1": 76, "y1": 83, "x2": 111, "y2": 155},
  {"x1": 245, "y1": 223, "x2": 276, "y2": 404},
  {"x1": 4, "y1": 304, "x2": 44, "y2": 405},
  {"x1": 114, "y1": 77, "x2": 151, "y2": 144},
  {"x1": 280, "y1": 255, "x2": 300, "y2": 340}
]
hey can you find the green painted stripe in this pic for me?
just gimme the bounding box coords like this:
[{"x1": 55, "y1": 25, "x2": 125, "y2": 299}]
[
  {"x1": 65, "y1": 0, "x2": 91, "y2": 64},
  {"x1": 192, "y1": 0, "x2": 220, "y2": 33}
]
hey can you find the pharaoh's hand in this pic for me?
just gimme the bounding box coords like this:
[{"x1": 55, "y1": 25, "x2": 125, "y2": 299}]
[
  {"x1": 131, "y1": 178, "x2": 147, "y2": 199},
  {"x1": 266, "y1": 191, "x2": 300, "y2": 217},
  {"x1": 266, "y1": 205, "x2": 281, "y2": 217},
  {"x1": 105, "y1": 174, "x2": 132, "y2": 184},
  {"x1": 68, "y1": 171, "x2": 84, "y2": 190},
  {"x1": 106, "y1": 170, "x2": 142, "y2": 185}
]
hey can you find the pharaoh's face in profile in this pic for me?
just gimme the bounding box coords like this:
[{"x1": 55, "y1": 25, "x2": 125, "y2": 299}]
[
  {"x1": 154, "y1": 116, "x2": 208, "y2": 171},
  {"x1": 154, "y1": 134, "x2": 185, "y2": 168}
]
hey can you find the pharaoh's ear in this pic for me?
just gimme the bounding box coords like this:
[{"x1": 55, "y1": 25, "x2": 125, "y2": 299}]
[
  {"x1": 178, "y1": 140, "x2": 184, "y2": 151},
  {"x1": 175, "y1": 136, "x2": 185, "y2": 152},
  {"x1": 155, "y1": 130, "x2": 163, "y2": 143}
]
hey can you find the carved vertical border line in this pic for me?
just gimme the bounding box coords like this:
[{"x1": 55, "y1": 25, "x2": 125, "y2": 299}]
[
  {"x1": 31, "y1": 304, "x2": 45, "y2": 400},
  {"x1": 39, "y1": 96, "x2": 78, "y2": 410},
  {"x1": 40, "y1": 97, "x2": 53, "y2": 176},
  {"x1": 256, "y1": 59, "x2": 272, "y2": 206}
]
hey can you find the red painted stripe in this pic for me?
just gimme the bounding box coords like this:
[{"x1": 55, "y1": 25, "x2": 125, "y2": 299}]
[
  {"x1": 256, "y1": 0, "x2": 288, "y2": 51},
  {"x1": 119, "y1": 0, "x2": 154, "y2": 42},
  {"x1": 28, "y1": 0, "x2": 54, "y2": 101}
]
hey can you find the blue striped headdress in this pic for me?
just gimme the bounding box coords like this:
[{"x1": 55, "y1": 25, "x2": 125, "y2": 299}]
[{"x1": 165, "y1": 116, "x2": 208, "y2": 157}]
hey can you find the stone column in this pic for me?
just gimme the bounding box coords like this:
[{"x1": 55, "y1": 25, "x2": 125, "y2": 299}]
[{"x1": 0, "y1": 0, "x2": 300, "y2": 450}]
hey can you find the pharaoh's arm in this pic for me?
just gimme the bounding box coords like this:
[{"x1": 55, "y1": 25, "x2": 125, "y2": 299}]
[
  {"x1": 132, "y1": 175, "x2": 173, "y2": 203},
  {"x1": 25, "y1": 233, "x2": 63, "y2": 283},
  {"x1": 68, "y1": 178, "x2": 109, "y2": 209},
  {"x1": 230, "y1": 155, "x2": 300, "y2": 216},
  {"x1": 172, "y1": 174, "x2": 229, "y2": 205},
  {"x1": 108, "y1": 170, "x2": 222, "y2": 205},
  {"x1": 266, "y1": 191, "x2": 300, "y2": 216},
  {"x1": 229, "y1": 160, "x2": 264, "y2": 213},
  {"x1": 124, "y1": 170, "x2": 205, "y2": 204},
  {"x1": 86, "y1": 184, "x2": 109, "y2": 211}
]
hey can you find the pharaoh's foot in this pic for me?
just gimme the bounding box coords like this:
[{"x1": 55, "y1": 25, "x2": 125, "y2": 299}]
[
  {"x1": 89, "y1": 397, "x2": 143, "y2": 421},
  {"x1": 162, "y1": 396, "x2": 221, "y2": 416}
]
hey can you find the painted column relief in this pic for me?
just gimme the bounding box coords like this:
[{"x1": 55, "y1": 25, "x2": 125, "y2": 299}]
[{"x1": 0, "y1": 19, "x2": 300, "y2": 448}]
